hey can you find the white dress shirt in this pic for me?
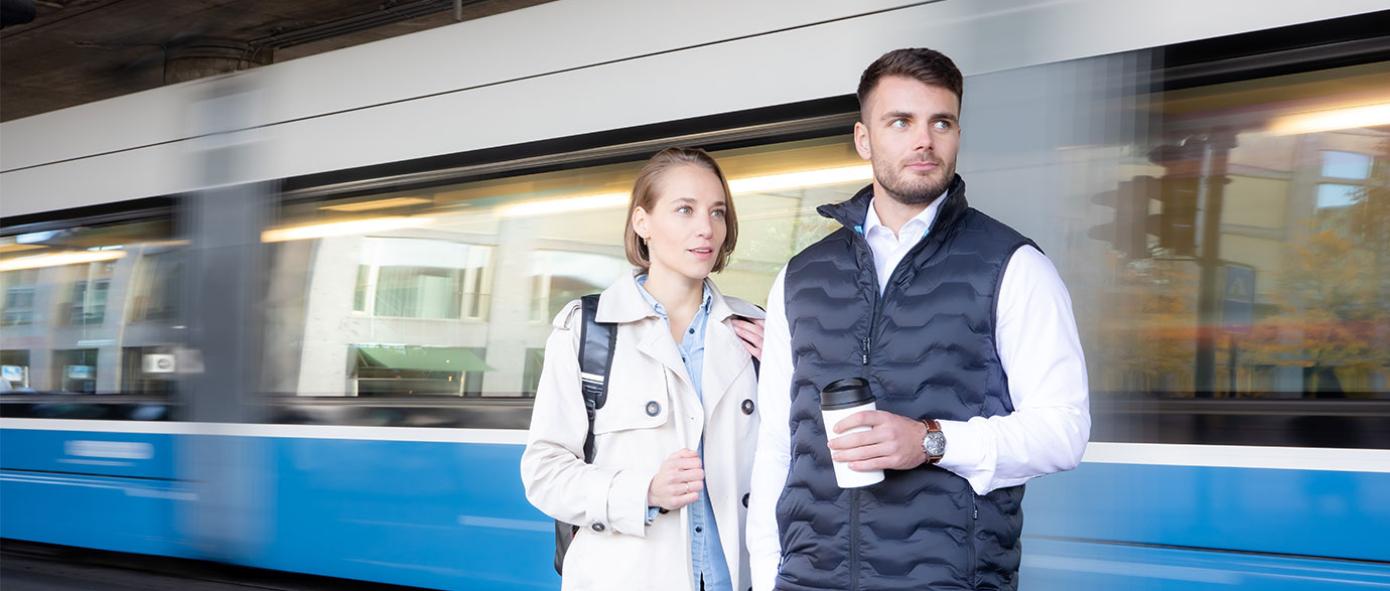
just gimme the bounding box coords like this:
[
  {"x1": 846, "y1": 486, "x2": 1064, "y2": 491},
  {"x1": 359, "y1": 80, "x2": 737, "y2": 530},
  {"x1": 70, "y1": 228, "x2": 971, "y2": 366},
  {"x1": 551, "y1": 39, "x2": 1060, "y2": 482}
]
[{"x1": 746, "y1": 195, "x2": 1091, "y2": 591}]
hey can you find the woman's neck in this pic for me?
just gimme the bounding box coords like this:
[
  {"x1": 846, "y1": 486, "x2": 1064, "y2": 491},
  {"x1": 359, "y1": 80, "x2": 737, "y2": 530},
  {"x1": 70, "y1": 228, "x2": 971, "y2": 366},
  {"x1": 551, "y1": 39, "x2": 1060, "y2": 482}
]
[{"x1": 643, "y1": 264, "x2": 704, "y2": 318}]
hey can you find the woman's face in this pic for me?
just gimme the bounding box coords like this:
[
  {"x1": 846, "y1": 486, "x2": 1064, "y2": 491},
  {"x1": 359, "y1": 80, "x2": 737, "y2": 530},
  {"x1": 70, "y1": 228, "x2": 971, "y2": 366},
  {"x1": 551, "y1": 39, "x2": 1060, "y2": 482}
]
[{"x1": 633, "y1": 164, "x2": 729, "y2": 282}]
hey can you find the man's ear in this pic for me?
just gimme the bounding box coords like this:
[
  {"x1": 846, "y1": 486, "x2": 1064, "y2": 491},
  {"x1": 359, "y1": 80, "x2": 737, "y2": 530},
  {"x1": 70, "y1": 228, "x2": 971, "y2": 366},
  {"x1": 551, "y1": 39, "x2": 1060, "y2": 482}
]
[{"x1": 853, "y1": 120, "x2": 872, "y2": 161}]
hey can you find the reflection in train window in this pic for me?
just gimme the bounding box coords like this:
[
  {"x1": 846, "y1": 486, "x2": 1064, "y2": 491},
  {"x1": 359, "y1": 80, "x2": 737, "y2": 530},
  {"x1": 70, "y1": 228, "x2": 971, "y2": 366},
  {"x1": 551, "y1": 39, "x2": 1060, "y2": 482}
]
[
  {"x1": 529, "y1": 250, "x2": 627, "y2": 323},
  {"x1": 53, "y1": 348, "x2": 99, "y2": 393},
  {"x1": 1079, "y1": 61, "x2": 1388, "y2": 403},
  {"x1": 129, "y1": 250, "x2": 182, "y2": 323},
  {"x1": 1, "y1": 350, "x2": 30, "y2": 391},
  {"x1": 521, "y1": 347, "x2": 545, "y2": 398},
  {"x1": 263, "y1": 136, "x2": 867, "y2": 398},
  {"x1": 120, "y1": 346, "x2": 178, "y2": 396},
  {"x1": 1, "y1": 269, "x2": 38, "y2": 326},
  {"x1": 0, "y1": 219, "x2": 180, "y2": 396},
  {"x1": 350, "y1": 345, "x2": 489, "y2": 396}
]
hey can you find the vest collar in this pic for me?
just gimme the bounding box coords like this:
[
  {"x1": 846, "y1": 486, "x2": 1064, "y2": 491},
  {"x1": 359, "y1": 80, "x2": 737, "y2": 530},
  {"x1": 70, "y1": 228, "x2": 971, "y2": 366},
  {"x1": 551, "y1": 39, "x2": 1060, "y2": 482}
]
[{"x1": 818, "y1": 173, "x2": 970, "y2": 239}]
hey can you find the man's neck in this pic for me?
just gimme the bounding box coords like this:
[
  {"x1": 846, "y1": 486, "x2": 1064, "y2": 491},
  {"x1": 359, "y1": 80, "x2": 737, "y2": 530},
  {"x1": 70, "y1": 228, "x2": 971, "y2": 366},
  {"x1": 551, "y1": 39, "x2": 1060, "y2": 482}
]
[{"x1": 871, "y1": 185, "x2": 932, "y2": 238}]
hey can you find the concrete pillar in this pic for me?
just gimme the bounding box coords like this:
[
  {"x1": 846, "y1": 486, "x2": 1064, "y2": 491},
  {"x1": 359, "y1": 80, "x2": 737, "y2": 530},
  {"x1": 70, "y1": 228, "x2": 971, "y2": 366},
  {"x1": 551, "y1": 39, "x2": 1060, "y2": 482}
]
[{"x1": 164, "y1": 38, "x2": 271, "y2": 85}]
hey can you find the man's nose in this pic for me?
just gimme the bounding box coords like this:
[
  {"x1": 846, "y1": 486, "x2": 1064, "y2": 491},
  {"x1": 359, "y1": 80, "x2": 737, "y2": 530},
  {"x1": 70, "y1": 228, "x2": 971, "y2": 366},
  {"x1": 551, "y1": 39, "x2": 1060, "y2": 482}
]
[{"x1": 913, "y1": 125, "x2": 934, "y2": 153}]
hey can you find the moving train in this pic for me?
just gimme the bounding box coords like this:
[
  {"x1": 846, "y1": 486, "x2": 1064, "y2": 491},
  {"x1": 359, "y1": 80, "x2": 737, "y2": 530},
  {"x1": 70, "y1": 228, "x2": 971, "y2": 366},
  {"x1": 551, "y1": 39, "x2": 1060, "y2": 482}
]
[{"x1": 3, "y1": 1, "x2": 1388, "y2": 589}]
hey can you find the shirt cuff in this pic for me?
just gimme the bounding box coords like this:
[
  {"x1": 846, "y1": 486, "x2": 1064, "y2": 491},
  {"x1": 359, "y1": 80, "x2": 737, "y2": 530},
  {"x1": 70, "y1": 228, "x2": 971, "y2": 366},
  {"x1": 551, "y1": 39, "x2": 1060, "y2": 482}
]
[
  {"x1": 936, "y1": 418, "x2": 997, "y2": 496},
  {"x1": 645, "y1": 506, "x2": 661, "y2": 525}
]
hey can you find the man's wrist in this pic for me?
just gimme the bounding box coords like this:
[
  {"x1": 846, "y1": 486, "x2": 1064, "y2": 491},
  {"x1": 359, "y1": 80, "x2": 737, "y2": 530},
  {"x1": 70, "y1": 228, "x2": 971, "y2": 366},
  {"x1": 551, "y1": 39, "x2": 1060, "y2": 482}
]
[{"x1": 919, "y1": 418, "x2": 946, "y2": 465}]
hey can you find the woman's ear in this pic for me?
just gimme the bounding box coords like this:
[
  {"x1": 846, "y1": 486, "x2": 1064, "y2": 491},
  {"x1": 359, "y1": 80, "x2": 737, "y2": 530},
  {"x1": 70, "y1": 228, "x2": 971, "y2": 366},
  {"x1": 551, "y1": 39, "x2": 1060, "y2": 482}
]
[{"x1": 632, "y1": 206, "x2": 650, "y2": 240}]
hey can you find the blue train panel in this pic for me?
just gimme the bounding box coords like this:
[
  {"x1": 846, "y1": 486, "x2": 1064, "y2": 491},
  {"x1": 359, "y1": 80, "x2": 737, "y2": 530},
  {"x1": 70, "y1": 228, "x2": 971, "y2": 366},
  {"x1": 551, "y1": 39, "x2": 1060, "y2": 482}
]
[
  {"x1": 0, "y1": 426, "x2": 178, "y2": 480},
  {"x1": 1023, "y1": 461, "x2": 1390, "y2": 563},
  {"x1": 5, "y1": 423, "x2": 1387, "y2": 591},
  {"x1": 1022, "y1": 537, "x2": 1390, "y2": 590},
  {"x1": 244, "y1": 435, "x2": 556, "y2": 591}
]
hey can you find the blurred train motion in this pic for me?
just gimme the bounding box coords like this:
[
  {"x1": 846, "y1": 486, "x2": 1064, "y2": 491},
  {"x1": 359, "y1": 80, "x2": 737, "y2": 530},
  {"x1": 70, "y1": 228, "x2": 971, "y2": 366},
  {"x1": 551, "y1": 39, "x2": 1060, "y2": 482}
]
[{"x1": 2, "y1": 1, "x2": 1388, "y2": 589}]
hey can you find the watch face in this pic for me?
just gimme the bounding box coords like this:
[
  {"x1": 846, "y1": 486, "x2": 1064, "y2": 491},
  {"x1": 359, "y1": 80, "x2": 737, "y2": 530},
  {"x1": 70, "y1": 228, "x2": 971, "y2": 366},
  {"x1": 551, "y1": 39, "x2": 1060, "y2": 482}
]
[{"x1": 924, "y1": 431, "x2": 947, "y2": 456}]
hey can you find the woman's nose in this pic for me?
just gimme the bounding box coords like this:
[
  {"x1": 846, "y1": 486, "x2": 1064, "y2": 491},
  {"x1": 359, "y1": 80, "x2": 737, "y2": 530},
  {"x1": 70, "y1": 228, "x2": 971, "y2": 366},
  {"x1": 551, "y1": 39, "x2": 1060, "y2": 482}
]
[{"x1": 695, "y1": 216, "x2": 713, "y2": 237}]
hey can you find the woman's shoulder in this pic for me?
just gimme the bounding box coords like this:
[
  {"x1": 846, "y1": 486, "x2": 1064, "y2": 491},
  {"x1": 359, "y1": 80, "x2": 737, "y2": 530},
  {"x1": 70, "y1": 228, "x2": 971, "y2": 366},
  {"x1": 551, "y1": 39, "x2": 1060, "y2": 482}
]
[
  {"x1": 551, "y1": 299, "x2": 584, "y2": 330},
  {"x1": 719, "y1": 294, "x2": 766, "y2": 321}
]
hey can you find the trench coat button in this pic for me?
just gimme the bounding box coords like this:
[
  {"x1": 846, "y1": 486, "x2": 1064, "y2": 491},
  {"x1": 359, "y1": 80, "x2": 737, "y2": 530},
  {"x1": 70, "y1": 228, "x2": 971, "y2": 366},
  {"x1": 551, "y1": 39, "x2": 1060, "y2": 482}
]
[
  {"x1": 742, "y1": 493, "x2": 750, "y2": 508},
  {"x1": 591, "y1": 522, "x2": 605, "y2": 532},
  {"x1": 741, "y1": 399, "x2": 755, "y2": 415},
  {"x1": 645, "y1": 401, "x2": 661, "y2": 416}
]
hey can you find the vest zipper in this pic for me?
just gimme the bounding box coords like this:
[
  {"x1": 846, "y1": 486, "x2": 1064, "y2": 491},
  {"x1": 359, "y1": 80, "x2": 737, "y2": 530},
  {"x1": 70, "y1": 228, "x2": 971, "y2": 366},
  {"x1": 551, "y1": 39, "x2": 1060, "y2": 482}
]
[
  {"x1": 850, "y1": 488, "x2": 861, "y2": 590},
  {"x1": 968, "y1": 493, "x2": 979, "y2": 587}
]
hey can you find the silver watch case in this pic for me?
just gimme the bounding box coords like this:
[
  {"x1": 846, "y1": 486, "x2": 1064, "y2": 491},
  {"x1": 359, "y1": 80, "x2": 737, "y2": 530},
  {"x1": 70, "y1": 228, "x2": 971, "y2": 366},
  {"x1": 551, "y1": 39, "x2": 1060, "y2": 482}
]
[{"x1": 923, "y1": 430, "x2": 947, "y2": 457}]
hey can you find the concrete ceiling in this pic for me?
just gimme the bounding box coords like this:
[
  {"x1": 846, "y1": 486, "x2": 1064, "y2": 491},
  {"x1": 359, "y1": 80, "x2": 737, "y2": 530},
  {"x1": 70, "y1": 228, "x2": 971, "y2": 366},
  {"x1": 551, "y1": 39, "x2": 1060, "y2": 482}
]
[{"x1": 0, "y1": 0, "x2": 552, "y2": 122}]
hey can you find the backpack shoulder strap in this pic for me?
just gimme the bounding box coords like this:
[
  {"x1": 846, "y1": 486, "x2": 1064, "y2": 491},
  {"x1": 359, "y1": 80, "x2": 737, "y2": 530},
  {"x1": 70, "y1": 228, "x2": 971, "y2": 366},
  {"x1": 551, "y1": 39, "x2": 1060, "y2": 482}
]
[{"x1": 577, "y1": 294, "x2": 616, "y2": 464}]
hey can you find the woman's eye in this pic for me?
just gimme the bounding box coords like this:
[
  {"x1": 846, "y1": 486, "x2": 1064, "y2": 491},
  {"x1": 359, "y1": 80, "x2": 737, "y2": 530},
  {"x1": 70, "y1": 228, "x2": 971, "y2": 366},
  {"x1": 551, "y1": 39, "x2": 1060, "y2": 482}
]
[
  {"x1": 676, "y1": 206, "x2": 692, "y2": 215},
  {"x1": 712, "y1": 209, "x2": 726, "y2": 219}
]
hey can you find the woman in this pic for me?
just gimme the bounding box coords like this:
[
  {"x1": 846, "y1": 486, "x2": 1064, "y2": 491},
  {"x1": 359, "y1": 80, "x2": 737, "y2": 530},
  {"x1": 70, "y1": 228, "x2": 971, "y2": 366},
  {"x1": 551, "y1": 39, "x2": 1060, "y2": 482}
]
[{"x1": 521, "y1": 147, "x2": 766, "y2": 591}]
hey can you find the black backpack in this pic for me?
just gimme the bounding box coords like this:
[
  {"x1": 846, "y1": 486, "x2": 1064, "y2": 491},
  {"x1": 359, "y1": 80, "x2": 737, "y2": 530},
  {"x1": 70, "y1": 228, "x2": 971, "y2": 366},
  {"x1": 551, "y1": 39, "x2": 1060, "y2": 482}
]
[
  {"x1": 553, "y1": 294, "x2": 616, "y2": 575},
  {"x1": 551, "y1": 294, "x2": 761, "y2": 575}
]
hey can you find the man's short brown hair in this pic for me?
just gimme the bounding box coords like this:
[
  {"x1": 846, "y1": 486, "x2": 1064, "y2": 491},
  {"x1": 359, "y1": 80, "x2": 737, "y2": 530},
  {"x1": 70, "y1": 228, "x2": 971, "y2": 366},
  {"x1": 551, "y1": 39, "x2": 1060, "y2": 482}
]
[{"x1": 857, "y1": 48, "x2": 963, "y2": 121}]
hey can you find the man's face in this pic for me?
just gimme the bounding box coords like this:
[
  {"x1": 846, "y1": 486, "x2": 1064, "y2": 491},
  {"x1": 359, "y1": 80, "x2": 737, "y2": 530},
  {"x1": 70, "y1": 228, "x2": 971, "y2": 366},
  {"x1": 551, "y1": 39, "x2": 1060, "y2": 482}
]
[{"x1": 854, "y1": 76, "x2": 961, "y2": 205}]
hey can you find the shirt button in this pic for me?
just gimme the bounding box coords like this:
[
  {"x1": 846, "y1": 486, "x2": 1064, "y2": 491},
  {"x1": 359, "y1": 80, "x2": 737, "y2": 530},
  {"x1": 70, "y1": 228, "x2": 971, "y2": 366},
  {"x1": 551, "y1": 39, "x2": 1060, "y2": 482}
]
[
  {"x1": 694, "y1": 526, "x2": 703, "y2": 533},
  {"x1": 688, "y1": 328, "x2": 694, "y2": 334},
  {"x1": 591, "y1": 522, "x2": 605, "y2": 532}
]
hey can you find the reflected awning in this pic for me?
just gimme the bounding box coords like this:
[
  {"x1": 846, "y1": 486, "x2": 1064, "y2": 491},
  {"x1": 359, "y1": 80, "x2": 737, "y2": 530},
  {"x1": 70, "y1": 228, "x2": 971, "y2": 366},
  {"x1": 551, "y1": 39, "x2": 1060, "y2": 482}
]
[{"x1": 353, "y1": 345, "x2": 491, "y2": 373}]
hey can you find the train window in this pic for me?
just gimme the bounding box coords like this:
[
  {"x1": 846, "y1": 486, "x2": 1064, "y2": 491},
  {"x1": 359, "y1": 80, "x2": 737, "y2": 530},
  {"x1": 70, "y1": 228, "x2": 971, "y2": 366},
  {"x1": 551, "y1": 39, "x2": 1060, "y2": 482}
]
[
  {"x1": 0, "y1": 219, "x2": 182, "y2": 399},
  {"x1": 1055, "y1": 58, "x2": 1390, "y2": 448},
  {"x1": 262, "y1": 136, "x2": 863, "y2": 400}
]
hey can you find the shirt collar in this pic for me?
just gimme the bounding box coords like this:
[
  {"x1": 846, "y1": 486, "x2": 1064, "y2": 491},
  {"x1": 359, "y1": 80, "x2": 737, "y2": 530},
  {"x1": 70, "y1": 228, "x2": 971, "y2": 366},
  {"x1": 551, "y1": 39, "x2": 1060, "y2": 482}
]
[
  {"x1": 634, "y1": 274, "x2": 712, "y2": 319},
  {"x1": 863, "y1": 189, "x2": 946, "y2": 242}
]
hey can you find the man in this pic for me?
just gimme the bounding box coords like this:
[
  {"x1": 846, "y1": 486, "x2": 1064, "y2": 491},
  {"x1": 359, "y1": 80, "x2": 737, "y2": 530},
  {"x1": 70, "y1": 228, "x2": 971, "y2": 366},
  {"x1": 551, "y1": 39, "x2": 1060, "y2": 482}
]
[{"x1": 746, "y1": 48, "x2": 1090, "y2": 591}]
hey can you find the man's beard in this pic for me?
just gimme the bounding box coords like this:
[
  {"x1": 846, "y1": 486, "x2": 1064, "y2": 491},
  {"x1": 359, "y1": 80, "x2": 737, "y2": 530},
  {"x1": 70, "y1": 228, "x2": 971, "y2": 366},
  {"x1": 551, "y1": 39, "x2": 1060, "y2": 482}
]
[{"x1": 873, "y1": 157, "x2": 955, "y2": 205}]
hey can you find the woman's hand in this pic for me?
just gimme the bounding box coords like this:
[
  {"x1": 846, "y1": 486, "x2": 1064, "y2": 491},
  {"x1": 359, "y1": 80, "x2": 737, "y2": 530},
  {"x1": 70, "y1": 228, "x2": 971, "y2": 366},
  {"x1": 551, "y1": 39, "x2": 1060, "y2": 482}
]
[
  {"x1": 732, "y1": 317, "x2": 765, "y2": 360},
  {"x1": 647, "y1": 448, "x2": 704, "y2": 511}
]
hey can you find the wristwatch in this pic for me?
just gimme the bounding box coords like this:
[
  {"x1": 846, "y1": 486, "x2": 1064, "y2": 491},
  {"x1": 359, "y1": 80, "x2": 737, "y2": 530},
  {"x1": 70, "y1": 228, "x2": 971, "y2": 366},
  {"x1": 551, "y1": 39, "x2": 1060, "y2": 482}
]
[{"x1": 920, "y1": 418, "x2": 946, "y2": 465}]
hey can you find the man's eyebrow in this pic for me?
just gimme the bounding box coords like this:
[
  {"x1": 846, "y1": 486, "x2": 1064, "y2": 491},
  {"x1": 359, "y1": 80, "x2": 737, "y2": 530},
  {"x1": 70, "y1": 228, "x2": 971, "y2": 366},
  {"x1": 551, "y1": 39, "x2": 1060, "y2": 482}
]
[
  {"x1": 933, "y1": 112, "x2": 959, "y2": 122},
  {"x1": 880, "y1": 110, "x2": 914, "y2": 121}
]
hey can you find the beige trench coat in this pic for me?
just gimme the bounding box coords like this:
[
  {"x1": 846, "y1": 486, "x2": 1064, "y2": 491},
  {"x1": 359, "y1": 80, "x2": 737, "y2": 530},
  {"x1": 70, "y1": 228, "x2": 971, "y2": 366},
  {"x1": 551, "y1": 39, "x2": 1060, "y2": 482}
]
[{"x1": 520, "y1": 272, "x2": 764, "y2": 591}]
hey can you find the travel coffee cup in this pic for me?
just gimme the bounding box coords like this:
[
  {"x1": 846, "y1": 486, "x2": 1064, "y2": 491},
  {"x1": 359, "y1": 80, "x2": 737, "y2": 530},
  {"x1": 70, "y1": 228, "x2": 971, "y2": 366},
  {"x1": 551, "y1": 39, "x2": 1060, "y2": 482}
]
[{"x1": 820, "y1": 377, "x2": 885, "y2": 488}]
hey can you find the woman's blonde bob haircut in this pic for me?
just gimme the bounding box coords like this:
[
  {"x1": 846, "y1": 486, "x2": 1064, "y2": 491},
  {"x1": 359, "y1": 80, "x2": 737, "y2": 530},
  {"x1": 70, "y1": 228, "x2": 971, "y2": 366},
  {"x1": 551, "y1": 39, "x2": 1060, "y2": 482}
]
[{"x1": 623, "y1": 147, "x2": 739, "y2": 273}]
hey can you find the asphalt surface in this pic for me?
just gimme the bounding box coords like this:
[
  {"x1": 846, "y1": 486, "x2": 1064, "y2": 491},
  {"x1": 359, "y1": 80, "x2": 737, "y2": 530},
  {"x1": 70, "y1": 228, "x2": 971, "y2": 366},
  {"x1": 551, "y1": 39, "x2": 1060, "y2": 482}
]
[{"x1": 1, "y1": 541, "x2": 433, "y2": 591}]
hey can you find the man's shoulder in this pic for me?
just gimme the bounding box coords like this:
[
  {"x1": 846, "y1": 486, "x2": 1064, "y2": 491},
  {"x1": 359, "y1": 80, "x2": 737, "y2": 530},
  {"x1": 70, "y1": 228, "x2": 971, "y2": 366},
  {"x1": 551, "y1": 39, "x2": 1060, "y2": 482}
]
[
  {"x1": 786, "y1": 227, "x2": 855, "y2": 273},
  {"x1": 957, "y1": 208, "x2": 1036, "y2": 253}
]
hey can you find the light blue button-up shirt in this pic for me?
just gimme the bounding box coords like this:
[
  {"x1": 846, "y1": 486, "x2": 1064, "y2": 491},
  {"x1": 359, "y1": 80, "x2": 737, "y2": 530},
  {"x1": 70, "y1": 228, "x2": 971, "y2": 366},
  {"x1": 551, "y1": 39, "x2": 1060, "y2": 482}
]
[{"x1": 635, "y1": 275, "x2": 733, "y2": 591}]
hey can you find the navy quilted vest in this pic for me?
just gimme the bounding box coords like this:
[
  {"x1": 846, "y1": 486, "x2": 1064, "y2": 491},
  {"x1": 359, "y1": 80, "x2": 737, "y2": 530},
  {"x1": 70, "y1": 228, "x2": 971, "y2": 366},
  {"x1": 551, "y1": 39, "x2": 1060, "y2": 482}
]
[{"x1": 776, "y1": 176, "x2": 1035, "y2": 591}]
